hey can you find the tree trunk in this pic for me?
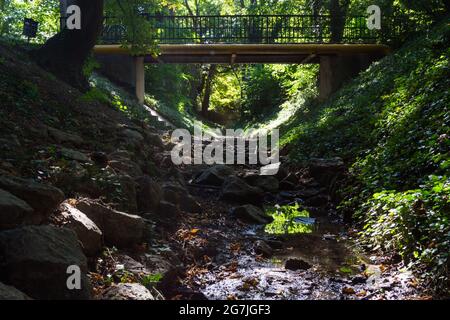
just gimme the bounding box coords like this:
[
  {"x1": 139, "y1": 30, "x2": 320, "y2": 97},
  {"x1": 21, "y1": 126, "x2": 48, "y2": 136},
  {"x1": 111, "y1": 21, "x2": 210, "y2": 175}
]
[
  {"x1": 201, "y1": 65, "x2": 217, "y2": 117},
  {"x1": 34, "y1": 0, "x2": 104, "y2": 91},
  {"x1": 328, "y1": 0, "x2": 350, "y2": 43}
]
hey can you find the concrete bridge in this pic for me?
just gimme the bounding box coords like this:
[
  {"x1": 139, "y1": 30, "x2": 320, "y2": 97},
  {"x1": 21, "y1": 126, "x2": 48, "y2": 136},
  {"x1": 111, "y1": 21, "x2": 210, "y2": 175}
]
[{"x1": 91, "y1": 14, "x2": 395, "y2": 104}]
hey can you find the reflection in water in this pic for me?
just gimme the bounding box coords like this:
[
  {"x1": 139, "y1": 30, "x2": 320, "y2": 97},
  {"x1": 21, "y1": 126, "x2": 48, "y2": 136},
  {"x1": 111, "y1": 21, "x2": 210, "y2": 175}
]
[{"x1": 265, "y1": 203, "x2": 315, "y2": 235}]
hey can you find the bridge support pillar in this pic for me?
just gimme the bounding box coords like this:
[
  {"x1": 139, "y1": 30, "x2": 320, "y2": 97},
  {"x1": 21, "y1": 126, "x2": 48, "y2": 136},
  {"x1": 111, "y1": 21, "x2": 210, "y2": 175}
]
[
  {"x1": 135, "y1": 57, "x2": 145, "y2": 104},
  {"x1": 319, "y1": 54, "x2": 379, "y2": 101},
  {"x1": 95, "y1": 54, "x2": 146, "y2": 104}
]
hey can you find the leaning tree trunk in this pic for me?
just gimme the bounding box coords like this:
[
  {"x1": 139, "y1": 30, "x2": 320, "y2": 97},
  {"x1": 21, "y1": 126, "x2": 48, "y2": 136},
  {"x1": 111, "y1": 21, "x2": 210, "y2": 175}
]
[{"x1": 34, "y1": 0, "x2": 104, "y2": 91}]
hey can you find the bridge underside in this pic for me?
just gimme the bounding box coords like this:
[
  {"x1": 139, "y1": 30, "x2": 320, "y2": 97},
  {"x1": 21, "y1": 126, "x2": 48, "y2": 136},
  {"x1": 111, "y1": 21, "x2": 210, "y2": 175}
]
[
  {"x1": 94, "y1": 44, "x2": 390, "y2": 64},
  {"x1": 94, "y1": 44, "x2": 390, "y2": 104}
]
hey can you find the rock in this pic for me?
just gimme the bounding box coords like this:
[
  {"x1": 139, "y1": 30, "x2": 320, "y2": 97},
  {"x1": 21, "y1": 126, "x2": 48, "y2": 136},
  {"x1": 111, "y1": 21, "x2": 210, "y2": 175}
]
[
  {"x1": 0, "y1": 175, "x2": 64, "y2": 221},
  {"x1": 221, "y1": 177, "x2": 264, "y2": 203},
  {"x1": 135, "y1": 176, "x2": 162, "y2": 214},
  {"x1": 59, "y1": 148, "x2": 90, "y2": 162},
  {"x1": 0, "y1": 189, "x2": 34, "y2": 230},
  {"x1": 231, "y1": 205, "x2": 273, "y2": 225},
  {"x1": 253, "y1": 176, "x2": 279, "y2": 193},
  {"x1": 121, "y1": 129, "x2": 144, "y2": 145},
  {"x1": 60, "y1": 203, "x2": 103, "y2": 257},
  {"x1": 118, "y1": 175, "x2": 138, "y2": 213},
  {"x1": 156, "y1": 201, "x2": 180, "y2": 219},
  {"x1": 0, "y1": 282, "x2": 32, "y2": 300},
  {"x1": 279, "y1": 180, "x2": 296, "y2": 190},
  {"x1": 179, "y1": 194, "x2": 202, "y2": 213},
  {"x1": 351, "y1": 275, "x2": 367, "y2": 285},
  {"x1": 90, "y1": 152, "x2": 109, "y2": 167},
  {"x1": 162, "y1": 182, "x2": 202, "y2": 213},
  {"x1": 304, "y1": 194, "x2": 329, "y2": 207},
  {"x1": 75, "y1": 199, "x2": 145, "y2": 248},
  {"x1": 285, "y1": 259, "x2": 312, "y2": 271},
  {"x1": 108, "y1": 159, "x2": 143, "y2": 178},
  {"x1": 307, "y1": 157, "x2": 345, "y2": 186},
  {"x1": 116, "y1": 255, "x2": 151, "y2": 277},
  {"x1": 101, "y1": 283, "x2": 154, "y2": 300},
  {"x1": 297, "y1": 188, "x2": 323, "y2": 198},
  {"x1": 109, "y1": 150, "x2": 132, "y2": 161},
  {"x1": 48, "y1": 127, "x2": 83, "y2": 145},
  {"x1": 0, "y1": 225, "x2": 91, "y2": 300},
  {"x1": 194, "y1": 165, "x2": 234, "y2": 186},
  {"x1": 265, "y1": 239, "x2": 284, "y2": 250},
  {"x1": 146, "y1": 133, "x2": 165, "y2": 150},
  {"x1": 254, "y1": 240, "x2": 273, "y2": 258}
]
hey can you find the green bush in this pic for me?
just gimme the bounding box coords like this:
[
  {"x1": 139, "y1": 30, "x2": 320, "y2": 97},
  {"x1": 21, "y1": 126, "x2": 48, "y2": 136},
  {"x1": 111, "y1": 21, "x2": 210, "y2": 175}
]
[
  {"x1": 283, "y1": 20, "x2": 450, "y2": 291},
  {"x1": 359, "y1": 176, "x2": 450, "y2": 290}
]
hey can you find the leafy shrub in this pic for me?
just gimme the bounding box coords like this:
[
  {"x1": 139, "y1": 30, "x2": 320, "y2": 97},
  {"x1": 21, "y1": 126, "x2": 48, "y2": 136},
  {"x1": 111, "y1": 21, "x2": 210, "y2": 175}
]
[{"x1": 359, "y1": 176, "x2": 450, "y2": 290}]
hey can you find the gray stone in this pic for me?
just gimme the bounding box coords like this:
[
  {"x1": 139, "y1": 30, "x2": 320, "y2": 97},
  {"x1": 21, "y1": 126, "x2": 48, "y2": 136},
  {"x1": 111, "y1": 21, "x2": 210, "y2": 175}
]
[
  {"x1": 194, "y1": 165, "x2": 235, "y2": 186},
  {"x1": 48, "y1": 127, "x2": 83, "y2": 145},
  {"x1": 307, "y1": 157, "x2": 345, "y2": 186},
  {"x1": 285, "y1": 259, "x2": 312, "y2": 271},
  {"x1": 157, "y1": 201, "x2": 180, "y2": 219},
  {"x1": 0, "y1": 282, "x2": 32, "y2": 300},
  {"x1": 61, "y1": 203, "x2": 103, "y2": 256},
  {"x1": 75, "y1": 199, "x2": 144, "y2": 248},
  {"x1": 121, "y1": 129, "x2": 144, "y2": 144},
  {"x1": 0, "y1": 175, "x2": 65, "y2": 221},
  {"x1": 254, "y1": 240, "x2": 273, "y2": 258},
  {"x1": 0, "y1": 189, "x2": 34, "y2": 230},
  {"x1": 231, "y1": 205, "x2": 273, "y2": 225},
  {"x1": 108, "y1": 159, "x2": 143, "y2": 178},
  {"x1": 135, "y1": 175, "x2": 162, "y2": 214},
  {"x1": 0, "y1": 225, "x2": 92, "y2": 300},
  {"x1": 162, "y1": 182, "x2": 201, "y2": 214},
  {"x1": 146, "y1": 133, "x2": 165, "y2": 149},
  {"x1": 101, "y1": 283, "x2": 154, "y2": 300},
  {"x1": 248, "y1": 176, "x2": 279, "y2": 193},
  {"x1": 60, "y1": 148, "x2": 90, "y2": 162},
  {"x1": 221, "y1": 177, "x2": 264, "y2": 203}
]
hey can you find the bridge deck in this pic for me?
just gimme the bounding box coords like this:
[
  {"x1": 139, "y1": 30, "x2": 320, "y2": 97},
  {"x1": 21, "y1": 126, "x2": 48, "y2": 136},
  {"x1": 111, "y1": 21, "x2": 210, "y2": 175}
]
[{"x1": 94, "y1": 43, "x2": 390, "y2": 64}]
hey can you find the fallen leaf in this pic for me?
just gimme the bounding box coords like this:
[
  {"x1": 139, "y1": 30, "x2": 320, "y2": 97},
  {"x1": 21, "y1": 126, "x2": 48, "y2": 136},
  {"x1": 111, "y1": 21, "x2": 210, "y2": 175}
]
[{"x1": 342, "y1": 287, "x2": 356, "y2": 295}]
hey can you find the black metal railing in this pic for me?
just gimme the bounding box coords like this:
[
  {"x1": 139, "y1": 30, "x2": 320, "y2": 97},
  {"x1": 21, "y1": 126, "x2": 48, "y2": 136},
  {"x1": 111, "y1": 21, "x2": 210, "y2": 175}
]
[{"x1": 97, "y1": 14, "x2": 405, "y2": 45}]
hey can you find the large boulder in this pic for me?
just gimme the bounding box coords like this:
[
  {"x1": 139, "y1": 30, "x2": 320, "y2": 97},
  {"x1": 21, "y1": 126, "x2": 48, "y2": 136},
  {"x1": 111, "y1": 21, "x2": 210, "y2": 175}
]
[
  {"x1": 48, "y1": 127, "x2": 84, "y2": 146},
  {"x1": 75, "y1": 199, "x2": 145, "y2": 248},
  {"x1": 231, "y1": 205, "x2": 273, "y2": 225},
  {"x1": 60, "y1": 203, "x2": 103, "y2": 257},
  {"x1": 194, "y1": 165, "x2": 234, "y2": 186},
  {"x1": 221, "y1": 177, "x2": 264, "y2": 203},
  {"x1": 135, "y1": 175, "x2": 162, "y2": 214},
  {"x1": 0, "y1": 189, "x2": 34, "y2": 230},
  {"x1": 59, "y1": 148, "x2": 90, "y2": 163},
  {"x1": 0, "y1": 226, "x2": 92, "y2": 300},
  {"x1": 162, "y1": 182, "x2": 201, "y2": 214},
  {"x1": 254, "y1": 240, "x2": 273, "y2": 258},
  {"x1": 307, "y1": 158, "x2": 345, "y2": 186},
  {"x1": 0, "y1": 282, "x2": 32, "y2": 300},
  {"x1": 108, "y1": 159, "x2": 143, "y2": 178},
  {"x1": 244, "y1": 174, "x2": 279, "y2": 193},
  {"x1": 0, "y1": 176, "x2": 65, "y2": 222},
  {"x1": 101, "y1": 283, "x2": 154, "y2": 300}
]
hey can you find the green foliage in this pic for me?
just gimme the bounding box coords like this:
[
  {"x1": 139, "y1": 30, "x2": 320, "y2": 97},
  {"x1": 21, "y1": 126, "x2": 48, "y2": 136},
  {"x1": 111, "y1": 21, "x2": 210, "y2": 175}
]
[
  {"x1": 283, "y1": 20, "x2": 450, "y2": 292},
  {"x1": 359, "y1": 175, "x2": 450, "y2": 289},
  {"x1": 141, "y1": 273, "x2": 164, "y2": 287},
  {"x1": 0, "y1": 0, "x2": 59, "y2": 43},
  {"x1": 79, "y1": 87, "x2": 110, "y2": 105},
  {"x1": 265, "y1": 203, "x2": 314, "y2": 235}
]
